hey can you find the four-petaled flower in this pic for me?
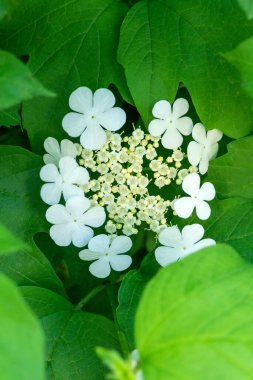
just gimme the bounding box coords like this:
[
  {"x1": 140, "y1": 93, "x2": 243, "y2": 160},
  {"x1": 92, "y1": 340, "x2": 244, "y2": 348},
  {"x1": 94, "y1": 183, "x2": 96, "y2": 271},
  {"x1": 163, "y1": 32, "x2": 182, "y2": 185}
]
[
  {"x1": 40, "y1": 156, "x2": 89, "y2": 205},
  {"x1": 62, "y1": 87, "x2": 126, "y2": 150},
  {"x1": 46, "y1": 196, "x2": 106, "y2": 247},
  {"x1": 187, "y1": 123, "x2": 223, "y2": 174},
  {"x1": 174, "y1": 173, "x2": 215, "y2": 220},
  {"x1": 43, "y1": 137, "x2": 77, "y2": 166},
  {"x1": 79, "y1": 234, "x2": 132, "y2": 278},
  {"x1": 155, "y1": 224, "x2": 215, "y2": 267},
  {"x1": 148, "y1": 98, "x2": 193, "y2": 149}
]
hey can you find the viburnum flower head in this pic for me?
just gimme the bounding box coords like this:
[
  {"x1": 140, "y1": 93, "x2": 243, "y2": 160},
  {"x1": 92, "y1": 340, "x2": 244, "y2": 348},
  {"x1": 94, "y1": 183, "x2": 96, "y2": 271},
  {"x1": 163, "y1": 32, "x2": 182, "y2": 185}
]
[
  {"x1": 62, "y1": 87, "x2": 126, "y2": 150},
  {"x1": 148, "y1": 98, "x2": 193, "y2": 149},
  {"x1": 79, "y1": 234, "x2": 132, "y2": 278},
  {"x1": 187, "y1": 123, "x2": 223, "y2": 174},
  {"x1": 46, "y1": 196, "x2": 106, "y2": 247},
  {"x1": 40, "y1": 156, "x2": 89, "y2": 205},
  {"x1": 155, "y1": 224, "x2": 216, "y2": 266},
  {"x1": 174, "y1": 173, "x2": 215, "y2": 220},
  {"x1": 43, "y1": 137, "x2": 77, "y2": 166}
]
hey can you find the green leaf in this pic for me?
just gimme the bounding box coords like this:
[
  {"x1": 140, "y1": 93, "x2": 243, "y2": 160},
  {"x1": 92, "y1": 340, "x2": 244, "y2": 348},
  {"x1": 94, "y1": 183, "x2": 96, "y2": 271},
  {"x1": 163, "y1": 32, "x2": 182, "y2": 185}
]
[
  {"x1": 238, "y1": 0, "x2": 253, "y2": 19},
  {"x1": 0, "y1": 0, "x2": 131, "y2": 152},
  {"x1": 0, "y1": 106, "x2": 20, "y2": 126},
  {"x1": 118, "y1": 0, "x2": 253, "y2": 138},
  {"x1": 136, "y1": 244, "x2": 253, "y2": 380},
  {"x1": 0, "y1": 223, "x2": 24, "y2": 255},
  {"x1": 22, "y1": 286, "x2": 121, "y2": 380},
  {"x1": 207, "y1": 135, "x2": 253, "y2": 199},
  {"x1": 0, "y1": 241, "x2": 64, "y2": 293},
  {"x1": 0, "y1": 145, "x2": 47, "y2": 241},
  {"x1": 225, "y1": 36, "x2": 253, "y2": 98},
  {"x1": 0, "y1": 274, "x2": 45, "y2": 380},
  {"x1": 0, "y1": 50, "x2": 53, "y2": 111}
]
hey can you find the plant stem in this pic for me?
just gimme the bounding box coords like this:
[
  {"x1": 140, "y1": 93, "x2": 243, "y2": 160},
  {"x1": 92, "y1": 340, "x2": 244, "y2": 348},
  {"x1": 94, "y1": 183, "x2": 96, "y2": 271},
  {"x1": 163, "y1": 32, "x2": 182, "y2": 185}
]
[{"x1": 75, "y1": 284, "x2": 106, "y2": 310}]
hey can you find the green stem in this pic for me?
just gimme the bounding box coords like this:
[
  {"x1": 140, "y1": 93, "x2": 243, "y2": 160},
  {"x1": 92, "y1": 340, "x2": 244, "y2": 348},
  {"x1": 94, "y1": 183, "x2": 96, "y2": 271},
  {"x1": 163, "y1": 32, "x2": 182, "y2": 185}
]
[
  {"x1": 107, "y1": 284, "x2": 130, "y2": 358},
  {"x1": 75, "y1": 284, "x2": 106, "y2": 310}
]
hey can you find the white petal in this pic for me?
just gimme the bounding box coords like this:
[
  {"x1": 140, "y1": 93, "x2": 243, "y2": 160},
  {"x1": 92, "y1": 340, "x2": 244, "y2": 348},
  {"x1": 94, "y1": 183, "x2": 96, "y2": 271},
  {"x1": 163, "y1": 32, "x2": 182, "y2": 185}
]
[
  {"x1": 158, "y1": 226, "x2": 182, "y2": 248},
  {"x1": 109, "y1": 236, "x2": 132, "y2": 255},
  {"x1": 43, "y1": 153, "x2": 57, "y2": 165},
  {"x1": 60, "y1": 139, "x2": 77, "y2": 158},
  {"x1": 172, "y1": 98, "x2": 189, "y2": 118},
  {"x1": 65, "y1": 196, "x2": 90, "y2": 219},
  {"x1": 152, "y1": 100, "x2": 171, "y2": 119},
  {"x1": 72, "y1": 224, "x2": 94, "y2": 247},
  {"x1": 40, "y1": 164, "x2": 60, "y2": 182},
  {"x1": 98, "y1": 107, "x2": 126, "y2": 131},
  {"x1": 196, "y1": 200, "x2": 211, "y2": 220},
  {"x1": 62, "y1": 112, "x2": 86, "y2": 137},
  {"x1": 67, "y1": 166, "x2": 89, "y2": 185},
  {"x1": 93, "y1": 88, "x2": 115, "y2": 112},
  {"x1": 44, "y1": 137, "x2": 60, "y2": 157},
  {"x1": 174, "y1": 197, "x2": 196, "y2": 219},
  {"x1": 199, "y1": 182, "x2": 215, "y2": 201},
  {"x1": 182, "y1": 173, "x2": 200, "y2": 197},
  {"x1": 40, "y1": 183, "x2": 62, "y2": 205},
  {"x1": 88, "y1": 234, "x2": 110, "y2": 254},
  {"x1": 59, "y1": 157, "x2": 78, "y2": 181},
  {"x1": 187, "y1": 141, "x2": 202, "y2": 166},
  {"x1": 69, "y1": 87, "x2": 93, "y2": 113},
  {"x1": 161, "y1": 127, "x2": 183, "y2": 149},
  {"x1": 49, "y1": 223, "x2": 73, "y2": 246},
  {"x1": 175, "y1": 116, "x2": 193, "y2": 136},
  {"x1": 62, "y1": 183, "x2": 84, "y2": 201},
  {"x1": 207, "y1": 129, "x2": 223, "y2": 144},
  {"x1": 80, "y1": 123, "x2": 107, "y2": 150},
  {"x1": 186, "y1": 238, "x2": 216, "y2": 255},
  {"x1": 148, "y1": 119, "x2": 167, "y2": 137},
  {"x1": 155, "y1": 246, "x2": 181, "y2": 267},
  {"x1": 79, "y1": 249, "x2": 105, "y2": 261},
  {"x1": 80, "y1": 206, "x2": 106, "y2": 227},
  {"x1": 199, "y1": 159, "x2": 209, "y2": 175},
  {"x1": 207, "y1": 143, "x2": 219, "y2": 161},
  {"x1": 89, "y1": 257, "x2": 111, "y2": 278},
  {"x1": 192, "y1": 123, "x2": 206, "y2": 143},
  {"x1": 109, "y1": 254, "x2": 132, "y2": 272},
  {"x1": 46, "y1": 204, "x2": 72, "y2": 224},
  {"x1": 181, "y1": 224, "x2": 204, "y2": 246}
]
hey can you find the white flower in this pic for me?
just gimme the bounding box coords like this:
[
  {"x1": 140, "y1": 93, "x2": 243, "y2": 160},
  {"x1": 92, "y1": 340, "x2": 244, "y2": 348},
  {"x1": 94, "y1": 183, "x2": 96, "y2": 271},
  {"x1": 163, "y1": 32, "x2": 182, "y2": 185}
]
[
  {"x1": 148, "y1": 98, "x2": 193, "y2": 149},
  {"x1": 174, "y1": 173, "x2": 215, "y2": 220},
  {"x1": 62, "y1": 87, "x2": 126, "y2": 150},
  {"x1": 155, "y1": 224, "x2": 215, "y2": 266},
  {"x1": 40, "y1": 156, "x2": 89, "y2": 205},
  {"x1": 187, "y1": 123, "x2": 223, "y2": 174},
  {"x1": 43, "y1": 137, "x2": 77, "y2": 165},
  {"x1": 79, "y1": 234, "x2": 132, "y2": 278},
  {"x1": 46, "y1": 196, "x2": 106, "y2": 247}
]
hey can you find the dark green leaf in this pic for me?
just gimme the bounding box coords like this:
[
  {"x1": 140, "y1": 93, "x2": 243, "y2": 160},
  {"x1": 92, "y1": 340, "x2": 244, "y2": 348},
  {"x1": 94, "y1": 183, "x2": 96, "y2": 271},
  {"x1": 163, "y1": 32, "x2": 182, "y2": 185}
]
[
  {"x1": 118, "y1": 0, "x2": 253, "y2": 137},
  {"x1": 136, "y1": 244, "x2": 253, "y2": 380}
]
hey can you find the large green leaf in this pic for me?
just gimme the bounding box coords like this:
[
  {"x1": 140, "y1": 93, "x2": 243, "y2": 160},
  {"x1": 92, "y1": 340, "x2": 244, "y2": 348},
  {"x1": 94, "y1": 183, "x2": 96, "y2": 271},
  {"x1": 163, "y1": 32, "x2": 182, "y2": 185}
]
[
  {"x1": 0, "y1": 275, "x2": 45, "y2": 380},
  {"x1": 0, "y1": 50, "x2": 52, "y2": 111},
  {"x1": 136, "y1": 244, "x2": 253, "y2": 380},
  {"x1": 21, "y1": 286, "x2": 120, "y2": 380},
  {"x1": 0, "y1": 145, "x2": 47, "y2": 241},
  {"x1": 0, "y1": 223, "x2": 24, "y2": 255},
  {"x1": 118, "y1": 0, "x2": 253, "y2": 137},
  {"x1": 0, "y1": 0, "x2": 131, "y2": 152},
  {"x1": 208, "y1": 136, "x2": 253, "y2": 199},
  {"x1": 238, "y1": 0, "x2": 253, "y2": 19}
]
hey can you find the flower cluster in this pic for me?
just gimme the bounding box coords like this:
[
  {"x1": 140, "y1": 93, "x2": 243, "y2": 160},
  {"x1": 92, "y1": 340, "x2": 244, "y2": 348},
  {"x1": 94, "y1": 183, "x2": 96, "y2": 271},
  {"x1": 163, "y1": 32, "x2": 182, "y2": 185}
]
[{"x1": 40, "y1": 86, "x2": 222, "y2": 277}]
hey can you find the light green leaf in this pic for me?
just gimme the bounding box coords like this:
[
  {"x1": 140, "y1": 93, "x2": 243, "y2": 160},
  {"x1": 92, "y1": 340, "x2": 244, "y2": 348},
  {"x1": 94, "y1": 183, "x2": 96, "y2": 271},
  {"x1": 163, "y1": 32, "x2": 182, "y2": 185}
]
[
  {"x1": 0, "y1": 145, "x2": 47, "y2": 241},
  {"x1": 22, "y1": 286, "x2": 121, "y2": 380},
  {"x1": 0, "y1": 274, "x2": 45, "y2": 380},
  {"x1": 136, "y1": 244, "x2": 253, "y2": 380},
  {"x1": 0, "y1": 0, "x2": 131, "y2": 152},
  {"x1": 208, "y1": 135, "x2": 253, "y2": 199},
  {"x1": 238, "y1": 0, "x2": 253, "y2": 19},
  {"x1": 0, "y1": 50, "x2": 53, "y2": 111},
  {"x1": 225, "y1": 36, "x2": 253, "y2": 98},
  {"x1": 118, "y1": 0, "x2": 253, "y2": 138},
  {"x1": 0, "y1": 223, "x2": 24, "y2": 255}
]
